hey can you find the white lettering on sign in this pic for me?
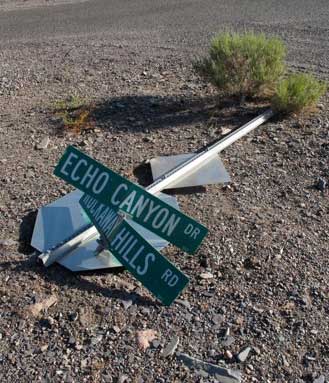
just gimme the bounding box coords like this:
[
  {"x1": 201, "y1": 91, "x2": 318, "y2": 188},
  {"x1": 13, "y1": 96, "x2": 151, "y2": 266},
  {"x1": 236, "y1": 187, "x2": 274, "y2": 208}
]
[
  {"x1": 59, "y1": 156, "x2": 110, "y2": 195},
  {"x1": 80, "y1": 165, "x2": 99, "y2": 188},
  {"x1": 71, "y1": 159, "x2": 88, "y2": 181},
  {"x1": 184, "y1": 224, "x2": 201, "y2": 239},
  {"x1": 92, "y1": 172, "x2": 110, "y2": 194},
  {"x1": 152, "y1": 208, "x2": 169, "y2": 229},
  {"x1": 110, "y1": 227, "x2": 156, "y2": 275},
  {"x1": 83, "y1": 195, "x2": 119, "y2": 237},
  {"x1": 119, "y1": 190, "x2": 136, "y2": 211},
  {"x1": 60, "y1": 153, "x2": 202, "y2": 244},
  {"x1": 130, "y1": 195, "x2": 148, "y2": 217},
  {"x1": 111, "y1": 183, "x2": 128, "y2": 205},
  {"x1": 161, "y1": 269, "x2": 179, "y2": 287},
  {"x1": 162, "y1": 214, "x2": 181, "y2": 236},
  {"x1": 60, "y1": 152, "x2": 79, "y2": 177},
  {"x1": 109, "y1": 184, "x2": 182, "y2": 238}
]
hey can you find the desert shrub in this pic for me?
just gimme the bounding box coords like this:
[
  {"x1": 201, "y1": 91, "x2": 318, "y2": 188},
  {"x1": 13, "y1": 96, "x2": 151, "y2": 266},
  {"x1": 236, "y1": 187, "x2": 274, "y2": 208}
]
[
  {"x1": 195, "y1": 32, "x2": 286, "y2": 98},
  {"x1": 271, "y1": 73, "x2": 327, "y2": 113},
  {"x1": 52, "y1": 95, "x2": 94, "y2": 134},
  {"x1": 53, "y1": 95, "x2": 85, "y2": 112}
]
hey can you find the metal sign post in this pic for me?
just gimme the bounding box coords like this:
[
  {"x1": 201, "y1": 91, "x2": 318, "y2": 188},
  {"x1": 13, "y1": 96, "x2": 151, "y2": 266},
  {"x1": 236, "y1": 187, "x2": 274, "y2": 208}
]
[{"x1": 34, "y1": 109, "x2": 274, "y2": 304}]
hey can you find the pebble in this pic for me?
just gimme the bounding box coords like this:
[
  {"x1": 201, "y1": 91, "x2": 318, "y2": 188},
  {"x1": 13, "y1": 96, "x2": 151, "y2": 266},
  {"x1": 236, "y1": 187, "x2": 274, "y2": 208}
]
[
  {"x1": 316, "y1": 177, "x2": 326, "y2": 191},
  {"x1": 222, "y1": 336, "x2": 235, "y2": 347},
  {"x1": 36, "y1": 136, "x2": 50, "y2": 150},
  {"x1": 221, "y1": 127, "x2": 232, "y2": 135},
  {"x1": 112, "y1": 325, "x2": 121, "y2": 334},
  {"x1": 40, "y1": 344, "x2": 48, "y2": 352},
  {"x1": 199, "y1": 272, "x2": 214, "y2": 279},
  {"x1": 162, "y1": 335, "x2": 179, "y2": 357},
  {"x1": 90, "y1": 335, "x2": 103, "y2": 345},
  {"x1": 80, "y1": 359, "x2": 88, "y2": 368},
  {"x1": 237, "y1": 347, "x2": 252, "y2": 362},
  {"x1": 68, "y1": 312, "x2": 78, "y2": 322},
  {"x1": 0, "y1": 239, "x2": 17, "y2": 246},
  {"x1": 313, "y1": 376, "x2": 325, "y2": 383},
  {"x1": 151, "y1": 339, "x2": 160, "y2": 349},
  {"x1": 118, "y1": 375, "x2": 129, "y2": 383}
]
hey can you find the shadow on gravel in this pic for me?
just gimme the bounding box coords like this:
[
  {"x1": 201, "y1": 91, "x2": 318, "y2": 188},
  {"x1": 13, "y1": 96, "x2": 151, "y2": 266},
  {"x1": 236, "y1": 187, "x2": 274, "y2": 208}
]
[
  {"x1": 90, "y1": 94, "x2": 268, "y2": 133},
  {"x1": 1, "y1": 255, "x2": 157, "y2": 307},
  {"x1": 50, "y1": 94, "x2": 268, "y2": 135},
  {"x1": 18, "y1": 210, "x2": 37, "y2": 255}
]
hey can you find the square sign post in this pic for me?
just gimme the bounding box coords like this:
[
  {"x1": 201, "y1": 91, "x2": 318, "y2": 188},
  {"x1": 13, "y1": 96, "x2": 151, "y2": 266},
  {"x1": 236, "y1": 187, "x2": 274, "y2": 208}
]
[
  {"x1": 80, "y1": 195, "x2": 189, "y2": 306},
  {"x1": 54, "y1": 146, "x2": 208, "y2": 254},
  {"x1": 53, "y1": 146, "x2": 208, "y2": 305}
]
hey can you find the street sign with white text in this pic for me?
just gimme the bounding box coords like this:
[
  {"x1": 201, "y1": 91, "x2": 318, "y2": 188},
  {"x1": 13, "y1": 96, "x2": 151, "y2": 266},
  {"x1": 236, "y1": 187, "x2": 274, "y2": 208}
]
[
  {"x1": 80, "y1": 194, "x2": 189, "y2": 306},
  {"x1": 54, "y1": 146, "x2": 208, "y2": 254}
]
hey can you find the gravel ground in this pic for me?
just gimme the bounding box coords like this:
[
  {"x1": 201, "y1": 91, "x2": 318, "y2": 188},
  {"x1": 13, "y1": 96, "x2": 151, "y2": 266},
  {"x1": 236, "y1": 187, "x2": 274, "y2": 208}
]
[{"x1": 0, "y1": 1, "x2": 329, "y2": 382}]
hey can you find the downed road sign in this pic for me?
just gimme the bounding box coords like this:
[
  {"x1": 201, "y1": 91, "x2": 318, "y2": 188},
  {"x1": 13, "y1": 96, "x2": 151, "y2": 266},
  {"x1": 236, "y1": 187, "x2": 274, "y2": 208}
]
[
  {"x1": 80, "y1": 194, "x2": 189, "y2": 306},
  {"x1": 54, "y1": 146, "x2": 208, "y2": 254}
]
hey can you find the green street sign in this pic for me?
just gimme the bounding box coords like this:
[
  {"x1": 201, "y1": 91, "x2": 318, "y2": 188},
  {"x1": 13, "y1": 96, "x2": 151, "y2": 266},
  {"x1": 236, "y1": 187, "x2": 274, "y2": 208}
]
[
  {"x1": 80, "y1": 194, "x2": 189, "y2": 306},
  {"x1": 54, "y1": 146, "x2": 208, "y2": 254}
]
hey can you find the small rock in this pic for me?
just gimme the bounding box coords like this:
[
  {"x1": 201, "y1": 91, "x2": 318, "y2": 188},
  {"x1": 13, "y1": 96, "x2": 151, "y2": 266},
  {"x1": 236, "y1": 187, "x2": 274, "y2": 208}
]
[
  {"x1": 212, "y1": 313, "x2": 224, "y2": 325},
  {"x1": 136, "y1": 329, "x2": 158, "y2": 351},
  {"x1": 22, "y1": 295, "x2": 57, "y2": 318},
  {"x1": 221, "y1": 127, "x2": 232, "y2": 135},
  {"x1": 200, "y1": 272, "x2": 214, "y2": 280},
  {"x1": 253, "y1": 347, "x2": 261, "y2": 355},
  {"x1": 36, "y1": 136, "x2": 50, "y2": 150},
  {"x1": 199, "y1": 256, "x2": 209, "y2": 268},
  {"x1": 222, "y1": 336, "x2": 235, "y2": 347},
  {"x1": 90, "y1": 335, "x2": 103, "y2": 345},
  {"x1": 226, "y1": 350, "x2": 233, "y2": 359},
  {"x1": 80, "y1": 359, "x2": 88, "y2": 368},
  {"x1": 313, "y1": 376, "x2": 325, "y2": 383},
  {"x1": 40, "y1": 344, "x2": 48, "y2": 352},
  {"x1": 112, "y1": 325, "x2": 121, "y2": 334},
  {"x1": 0, "y1": 239, "x2": 17, "y2": 247},
  {"x1": 68, "y1": 312, "x2": 78, "y2": 322},
  {"x1": 282, "y1": 355, "x2": 289, "y2": 367},
  {"x1": 151, "y1": 339, "x2": 161, "y2": 349},
  {"x1": 237, "y1": 347, "x2": 252, "y2": 363},
  {"x1": 278, "y1": 335, "x2": 285, "y2": 342},
  {"x1": 316, "y1": 177, "x2": 326, "y2": 191},
  {"x1": 75, "y1": 343, "x2": 83, "y2": 351},
  {"x1": 162, "y1": 335, "x2": 179, "y2": 357},
  {"x1": 118, "y1": 375, "x2": 129, "y2": 383}
]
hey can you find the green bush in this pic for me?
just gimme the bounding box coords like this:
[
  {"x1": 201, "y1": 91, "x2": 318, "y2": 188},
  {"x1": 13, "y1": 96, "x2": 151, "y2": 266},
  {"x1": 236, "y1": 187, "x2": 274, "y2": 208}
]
[
  {"x1": 195, "y1": 32, "x2": 286, "y2": 97},
  {"x1": 271, "y1": 73, "x2": 327, "y2": 113}
]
